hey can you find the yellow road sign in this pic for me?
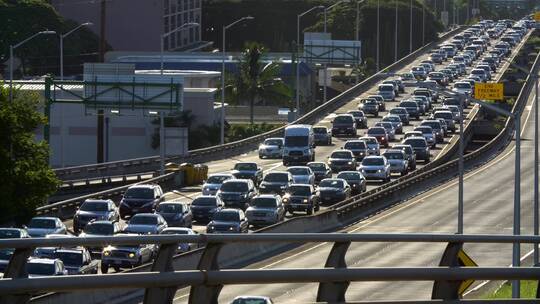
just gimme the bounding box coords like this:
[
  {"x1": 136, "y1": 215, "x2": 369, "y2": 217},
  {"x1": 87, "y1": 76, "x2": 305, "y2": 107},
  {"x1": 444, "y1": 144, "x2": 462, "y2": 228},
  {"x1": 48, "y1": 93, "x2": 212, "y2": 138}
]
[
  {"x1": 475, "y1": 83, "x2": 504, "y2": 100},
  {"x1": 534, "y1": 12, "x2": 540, "y2": 21},
  {"x1": 458, "y1": 249, "x2": 478, "y2": 295}
]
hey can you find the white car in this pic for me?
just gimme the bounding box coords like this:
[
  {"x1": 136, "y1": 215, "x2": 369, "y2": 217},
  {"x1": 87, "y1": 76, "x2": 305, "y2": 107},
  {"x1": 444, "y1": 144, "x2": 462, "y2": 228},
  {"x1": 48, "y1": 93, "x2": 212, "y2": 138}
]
[
  {"x1": 26, "y1": 258, "x2": 68, "y2": 278},
  {"x1": 258, "y1": 137, "x2": 284, "y2": 159},
  {"x1": 26, "y1": 217, "x2": 67, "y2": 238},
  {"x1": 377, "y1": 84, "x2": 396, "y2": 101},
  {"x1": 286, "y1": 166, "x2": 315, "y2": 185},
  {"x1": 202, "y1": 173, "x2": 235, "y2": 196},
  {"x1": 452, "y1": 81, "x2": 473, "y2": 96}
]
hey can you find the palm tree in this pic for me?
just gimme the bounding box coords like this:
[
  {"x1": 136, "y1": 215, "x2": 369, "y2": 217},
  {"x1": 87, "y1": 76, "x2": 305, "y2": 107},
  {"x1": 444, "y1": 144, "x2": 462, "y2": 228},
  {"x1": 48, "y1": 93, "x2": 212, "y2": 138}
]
[{"x1": 222, "y1": 42, "x2": 292, "y2": 124}]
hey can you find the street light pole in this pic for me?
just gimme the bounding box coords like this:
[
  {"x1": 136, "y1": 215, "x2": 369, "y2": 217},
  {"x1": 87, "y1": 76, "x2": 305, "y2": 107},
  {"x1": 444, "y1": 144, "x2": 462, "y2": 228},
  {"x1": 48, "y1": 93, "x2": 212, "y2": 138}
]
[
  {"x1": 323, "y1": 0, "x2": 349, "y2": 103},
  {"x1": 535, "y1": 74, "x2": 539, "y2": 266},
  {"x1": 422, "y1": 0, "x2": 425, "y2": 46},
  {"x1": 512, "y1": 112, "x2": 521, "y2": 298},
  {"x1": 220, "y1": 17, "x2": 254, "y2": 145},
  {"x1": 395, "y1": 0, "x2": 398, "y2": 62},
  {"x1": 409, "y1": 0, "x2": 413, "y2": 54},
  {"x1": 60, "y1": 22, "x2": 93, "y2": 81},
  {"x1": 376, "y1": 0, "x2": 380, "y2": 72},
  {"x1": 458, "y1": 100, "x2": 464, "y2": 234},
  {"x1": 160, "y1": 22, "x2": 199, "y2": 75}
]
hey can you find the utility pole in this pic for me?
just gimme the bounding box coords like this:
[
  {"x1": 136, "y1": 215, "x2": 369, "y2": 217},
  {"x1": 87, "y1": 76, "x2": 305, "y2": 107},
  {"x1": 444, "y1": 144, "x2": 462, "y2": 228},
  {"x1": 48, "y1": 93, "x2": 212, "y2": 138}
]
[
  {"x1": 97, "y1": 0, "x2": 107, "y2": 163},
  {"x1": 376, "y1": 0, "x2": 380, "y2": 71},
  {"x1": 395, "y1": 0, "x2": 398, "y2": 62},
  {"x1": 409, "y1": 0, "x2": 413, "y2": 54}
]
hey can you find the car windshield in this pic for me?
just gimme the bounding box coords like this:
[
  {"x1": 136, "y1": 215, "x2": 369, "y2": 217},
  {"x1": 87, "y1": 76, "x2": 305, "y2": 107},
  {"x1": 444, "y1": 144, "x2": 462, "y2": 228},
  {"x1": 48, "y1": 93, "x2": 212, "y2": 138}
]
[
  {"x1": 362, "y1": 158, "x2": 384, "y2": 166},
  {"x1": 288, "y1": 186, "x2": 311, "y2": 196},
  {"x1": 252, "y1": 198, "x2": 277, "y2": 208},
  {"x1": 28, "y1": 219, "x2": 55, "y2": 229},
  {"x1": 213, "y1": 212, "x2": 240, "y2": 222},
  {"x1": 220, "y1": 182, "x2": 248, "y2": 192},
  {"x1": 412, "y1": 67, "x2": 424, "y2": 71},
  {"x1": 206, "y1": 175, "x2": 230, "y2": 184},
  {"x1": 124, "y1": 188, "x2": 154, "y2": 199},
  {"x1": 0, "y1": 249, "x2": 14, "y2": 260},
  {"x1": 264, "y1": 173, "x2": 289, "y2": 182},
  {"x1": 344, "y1": 142, "x2": 366, "y2": 149},
  {"x1": 430, "y1": 73, "x2": 443, "y2": 77},
  {"x1": 55, "y1": 252, "x2": 83, "y2": 267},
  {"x1": 130, "y1": 216, "x2": 158, "y2": 225},
  {"x1": 472, "y1": 70, "x2": 485, "y2": 75},
  {"x1": 337, "y1": 172, "x2": 361, "y2": 180},
  {"x1": 405, "y1": 138, "x2": 427, "y2": 147},
  {"x1": 455, "y1": 83, "x2": 471, "y2": 89},
  {"x1": 285, "y1": 136, "x2": 308, "y2": 147},
  {"x1": 313, "y1": 128, "x2": 327, "y2": 134},
  {"x1": 192, "y1": 197, "x2": 217, "y2": 206},
  {"x1": 422, "y1": 121, "x2": 441, "y2": 130},
  {"x1": 330, "y1": 151, "x2": 352, "y2": 158},
  {"x1": 231, "y1": 298, "x2": 268, "y2": 304},
  {"x1": 161, "y1": 229, "x2": 190, "y2": 235},
  {"x1": 288, "y1": 168, "x2": 310, "y2": 175},
  {"x1": 367, "y1": 128, "x2": 385, "y2": 135},
  {"x1": 0, "y1": 229, "x2": 21, "y2": 239},
  {"x1": 83, "y1": 223, "x2": 114, "y2": 235},
  {"x1": 416, "y1": 127, "x2": 432, "y2": 134},
  {"x1": 157, "y1": 204, "x2": 182, "y2": 213},
  {"x1": 319, "y1": 180, "x2": 344, "y2": 188},
  {"x1": 394, "y1": 146, "x2": 412, "y2": 154},
  {"x1": 361, "y1": 138, "x2": 377, "y2": 145},
  {"x1": 264, "y1": 139, "x2": 282, "y2": 146},
  {"x1": 384, "y1": 152, "x2": 404, "y2": 160},
  {"x1": 378, "y1": 85, "x2": 393, "y2": 91},
  {"x1": 400, "y1": 102, "x2": 417, "y2": 107},
  {"x1": 80, "y1": 201, "x2": 108, "y2": 212},
  {"x1": 348, "y1": 111, "x2": 364, "y2": 117},
  {"x1": 334, "y1": 116, "x2": 353, "y2": 123},
  {"x1": 308, "y1": 163, "x2": 326, "y2": 171},
  {"x1": 234, "y1": 163, "x2": 257, "y2": 171},
  {"x1": 435, "y1": 112, "x2": 454, "y2": 119},
  {"x1": 390, "y1": 108, "x2": 406, "y2": 114},
  {"x1": 384, "y1": 116, "x2": 400, "y2": 122},
  {"x1": 27, "y1": 262, "x2": 55, "y2": 276}
]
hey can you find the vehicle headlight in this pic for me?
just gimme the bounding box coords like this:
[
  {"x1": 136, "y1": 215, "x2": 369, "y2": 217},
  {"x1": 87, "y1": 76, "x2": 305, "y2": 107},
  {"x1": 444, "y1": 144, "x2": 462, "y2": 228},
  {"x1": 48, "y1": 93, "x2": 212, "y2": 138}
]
[
  {"x1": 207, "y1": 226, "x2": 215, "y2": 231},
  {"x1": 280, "y1": 185, "x2": 286, "y2": 189},
  {"x1": 352, "y1": 184, "x2": 357, "y2": 187},
  {"x1": 348, "y1": 161, "x2": 353, "y2": 165},
  {"x1": 377, "y1": 169, "x2": 383, "y2": 173},
  {"x1": 304, "y1": 149, "x2": 310, "y2": 154},
  {"x1": 229, "y1": 226, "x2": 236, "y2": 231},
  {"x1": 303, "y1": 199, "x2": 309, "y2": 203},
  {"x1": 128, "y1": 253, "x2": 136, "y2": 258},
  {"x1": 283, "y1": 198, "x2": 289, "y2": 203},
  {"x1": 103, "y1": 251, "x2": 111, "y2": 256}
]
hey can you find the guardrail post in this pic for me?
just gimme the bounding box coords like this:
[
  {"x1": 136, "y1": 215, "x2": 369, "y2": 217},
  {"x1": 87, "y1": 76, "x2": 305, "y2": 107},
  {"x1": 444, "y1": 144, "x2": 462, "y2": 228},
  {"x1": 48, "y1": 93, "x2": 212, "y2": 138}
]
[
  {"x1": 432, "y1": 241, "x2": 463, "y2": 300},
  {"x1": 0, "y1": 247, "x2": 34, "y2": 304},
  {"x1": 189, "y1": 242, "x2": 224, "y2": 304},
  {"x1": 143, "y1": 243, "x2": 179, "y2": 304},
  {"x1": 316, "y1": 241, "x2": 351, "y2": 302}
]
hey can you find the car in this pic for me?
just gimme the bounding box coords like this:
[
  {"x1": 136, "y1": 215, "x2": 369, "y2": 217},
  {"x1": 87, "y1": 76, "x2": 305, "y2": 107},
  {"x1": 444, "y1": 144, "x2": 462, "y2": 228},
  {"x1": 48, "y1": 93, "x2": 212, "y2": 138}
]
[
  {"x1": 403, "y1": 131, "x2": 424, "y2": 140},
  {"x1": 313, "y1": 126, "x2": 332, "y2": 145},
  {"x1": 359, "y1": 156, "x2": 391, "y2": 182},
  {"x1": 73, "y1": 199, "x2": 119, "y2": 234},
  {"x1": 54, "y1": 247, "x2": 99, "y2": 275},
  {"x1": 307, "y1": 162, "x2": 332, "y2": 183},
  {"x1": 452, "y1": 81, "x2": 473, "y2": 96},
  {"x1": 347, "y1": 110, "x2": 368, "y2": 128},
  {"x1": 411, "y1": 66, "x2": 427, "y2": 80},
  {"x1": 336, "y1": 171, "x2": 366, "y2": 195},
  {"x1": 411, "y1": 96, "x2": 429, "y2": 115},
  {"x1": 0, "y1": 228, "x2": 29, "y2": 239},
  {"x1": 442, "y1": 96, "x2": 466, "y2": 109},
  {"x1": 231, "y1": 162, "x2": 263, "y2": 185},
  {"x1": 427, "y1": 72, "x2": 448, "y2": 86},
  {"x1": 33, "y1": 234, "x2": 76, "y2": 259},
  {"x1": 439, "y1": 69, "x2": 455, "y2": 82},
  {"x1": 476, "y1": 64, "x2": 492, "y2": 80},
  {"x1": 392, "y1": 144, "x2": 417, "y2": 170},
  {"x1": 413, "y1": 88, "x2": 435, "y2": 104},
  {"x1": 124, "y1": 213, "x2": 168, "y2": 235},
  {"x1": 366, "y1": 126, "x2": 389, "y2": 148},
  {"x1": 282, "y1": 184, "x2": 320, "y2": 215},
  {"x1": 190, "y1": 195, "x2": 224, "y2": 223},
  {"x1": 217, "y1": 179, "x2": 257, "y2": 210},
  {"x1": 414, "y1": 126, "x2": 437, "y2": 148},
  {"x1": 332, "y1": 114, "x2": 357, "y2": 136},
  {"x1": 119, "y1": 184, "x2": 164, "y2": 219},
  {"x1": 393, "y1": 79, "x2": 405, "y2": 93},
  {"x1": 382, "y1": 149, "x2": 409, "y2": 176},
  {"x1": 287, "y1": 166, "x2": 315, "y2": 185},
  {"x1": 101, "y1": 234, "x2": 157, "y2": 273},
  {"x1": 344, "y1": 140, "x2": 369, "y2": 161},
  {"x1": 202, "y1": 173, "x2": 235, "y2": 196},
  {"x1": 156, "y1": 200, "x2": 192, "y2": 228},
  {"x1": 245, "y1": 195, "x2": 286, "y2": 227},
  {"x1": 398, "y1": 100, "x2": 421, "y2": 120},
  {"x1": 446, "y1": 105, "x2": 462, "y2": 122},
  {"x1": 206, "y1": 209, "x2": 249, "y2": 234},
  {"x1": 469, "y1": 68, "x2": 488, "y2": 82},
  {"x1": 429, "y1": 53, "x2": 443, "y2": 64},
  {"x1": 367, "y1": 95, "x2": 386, "y2": 111},
  {"x1": 78, "y1": 220, "x2": 122, "y2": 253},
  {"x1": 402, "y1": 136, "x2": 431, "y2": 162},
  {"x1": 26, "y1": 217, "x2": 66, "y2": 237},
  {"x1": 420, "y1": 120, "x2": 445, "y2": 143},
  {"x1": 0, "y1": 248, "x2": 13, "y2": 273},
  {"x1": 400, "y1": 72, "x2": 416, "y2": 81},
  {"x1": 382, "y1": 80, "x2": 400, "y2": 96},
  {"x1": 389, "y1": 107, "x2": 410, "y2": 125},
  {"x1": 258, "y1": 137, "x2": 284, "y2": 159},
  {"x1": 432, "y1": 110, "x2": 456, "y2": 133},
  {"x1": 259, "y1": 171, "x2": 293, "y2": 195},
  {"x1": 359, "y1": 136, "x2": 381, "y2": 156},
  {"x1": 327, "y1": 149, "x2": 357, "y2": 173},
  {"x1": 318, "y1": 178, "x2": 351, "y2": 205},
  {"x1": 231, "y1": 296, "x2": 274, "y2": 304},
  {"x1": 420, "y1": 62, "x2": 435, "y2": 73},
  {"x1": 382, "y1": 115, "x2": 403, "y2": 134},
  {"x1": 374, "y1": 121, "x2": 396, "y2": 141},
  {"x1": 26, "y1": 258, "x2": 67, "y2": 277},
  {"x1": 160, "y1": 227, "x2": 199, "y2": 253},
  {"x1": 377, "y1": 84, "x2": 396, "y2": 101},
  {"x1": 358, "y1": 98, "x2": 380, "y2": 116}
]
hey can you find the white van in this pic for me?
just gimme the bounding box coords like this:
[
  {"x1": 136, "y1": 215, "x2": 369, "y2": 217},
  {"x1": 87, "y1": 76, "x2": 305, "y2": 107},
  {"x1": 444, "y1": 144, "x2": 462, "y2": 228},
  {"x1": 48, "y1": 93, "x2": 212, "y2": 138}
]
[{"x1": 282, "y1": 125, "x2": 315, "y2": 166}]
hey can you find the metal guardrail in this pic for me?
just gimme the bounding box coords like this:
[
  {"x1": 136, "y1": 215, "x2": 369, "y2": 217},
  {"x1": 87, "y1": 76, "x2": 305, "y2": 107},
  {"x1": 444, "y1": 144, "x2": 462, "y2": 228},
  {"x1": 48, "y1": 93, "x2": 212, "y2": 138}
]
[
  {"x1": 52, "y1": 27, "x2": 466, "y2": 181},
  {"x1": 1, "y1": 233, "x2": 540, "y2": 303}
]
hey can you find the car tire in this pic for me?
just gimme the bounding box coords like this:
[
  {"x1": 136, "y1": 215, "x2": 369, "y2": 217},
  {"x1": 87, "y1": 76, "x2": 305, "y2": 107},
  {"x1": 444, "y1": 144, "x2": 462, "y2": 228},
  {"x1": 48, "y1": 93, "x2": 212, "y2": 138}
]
[
  {"x1": 101, "y1": 264, "x2": 109, "y2": 274},
  {"x1": 315, "y1": 204, "x2": 320, "y2": 212},
  {"x1": 307, "y1": 206, "x2": 313, "y2": 215},
  {"x1": 114, "y1": 266, "x2": 121, "y2": 273}
]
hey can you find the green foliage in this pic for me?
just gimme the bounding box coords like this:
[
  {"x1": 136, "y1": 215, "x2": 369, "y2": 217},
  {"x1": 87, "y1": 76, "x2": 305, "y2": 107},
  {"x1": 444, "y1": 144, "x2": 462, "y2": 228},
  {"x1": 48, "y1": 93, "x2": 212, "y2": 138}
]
[
  {"x1": 0, "y1": 0, "x2": 102, "y2": 77},
  {"x1": 484, "y1": 280, "x2": 538, "y2": 299},
  {"x1": 227, "y1": 123, "x2": 279, "y2": 142},
  {"x1": 0, "y1": 85, "x2": 60, "y2": 225}
]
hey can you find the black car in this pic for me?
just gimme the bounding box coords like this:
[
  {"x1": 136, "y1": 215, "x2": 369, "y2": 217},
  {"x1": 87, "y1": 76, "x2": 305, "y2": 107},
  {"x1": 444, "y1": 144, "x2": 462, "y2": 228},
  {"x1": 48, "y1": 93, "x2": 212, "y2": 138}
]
[
  {"x1": 327, "y1": 150, "x2": 357, "y2": 173},
  {"x1": 347, "y1": 110, "x2": 368, "y2": 128},
  {"x1": 206, "y1": 209, "x2": 249, "y2": 234},
  {"x1": 217, "y1": 179, "x2": 258, "y2": 210},
  {"x1": 156, "y1": 201, "x2": 193, "y2": 228},
  {"x1": 318, "y1": 178, "x2": 352, "y2": 205},
  {"x1": 332, "y1": 114, "x2": 357, "y2": 137},
  {"x1": 313, "y1": 126, "x2": 332, "y2": 145},
  {"x1": 259, "y1": 171, "x2": 293, "y2": 195},
  {"x1": 307, "y1": 162, "x2": 332, "y2": 183},
  {"x1": 231, "y1": 162, "x2": 263, "y2": 185},
  {"x1": 420, "y1": 120, "x2": 445, "y2": 143},
  {"x1": 399, "y1": 100, "x2": 421, "y2": 120},
  {"x1": 78, "y1": 220, "x2": 122, "y2": 254},
  {"x1": 344, "y1": 140, "x2": 369, "y2": 161},
  {"x1": 190, "y1": 195, "x2": 224, "y2": 222},
  {"x1": 119, "y1": 184, "x2": 164, "y2": 220},
  {"x1": 73, "y1": 199, "x2": 119, "y2": 233},
  {"x1": 402, "y1": 137, "x2": 431, "y2": 162},
  {"x1": 282, "y1": 184, "x2": 320, "y2": 215},
  {"x1": 336, "y1": 171, "x2": 366, "y2": 195},
  {"x1": 54, "y1": 247, "x2": 99, "y2": 275}
]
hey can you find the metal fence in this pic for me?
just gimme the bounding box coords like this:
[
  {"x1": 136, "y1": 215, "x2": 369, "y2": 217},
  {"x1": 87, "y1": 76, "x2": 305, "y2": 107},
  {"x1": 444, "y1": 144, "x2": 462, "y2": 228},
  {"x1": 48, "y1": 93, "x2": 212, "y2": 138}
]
[{"x1": 1, "y1": 233, "x2": 540, "y2": 304}]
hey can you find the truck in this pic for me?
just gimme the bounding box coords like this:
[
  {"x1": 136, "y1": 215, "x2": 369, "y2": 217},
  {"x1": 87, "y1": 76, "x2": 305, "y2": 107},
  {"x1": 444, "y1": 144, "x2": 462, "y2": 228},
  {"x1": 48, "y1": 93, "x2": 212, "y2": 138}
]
[{"x1": 282, "y1": 125, "x2": 315, "y2": 166}]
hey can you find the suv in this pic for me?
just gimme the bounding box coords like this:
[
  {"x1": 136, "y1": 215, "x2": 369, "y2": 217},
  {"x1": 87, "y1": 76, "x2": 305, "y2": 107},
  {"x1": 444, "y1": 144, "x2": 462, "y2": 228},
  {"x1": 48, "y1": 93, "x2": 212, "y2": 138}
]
[
  {"x1": 392, "y1": 144, "x2": 417, "y2": 170},
  {"x1": 54, "y1": 247, "x2": 99, "y2": 275},
  {"x1": 432, "y1": 111, "x2": 456, "y2": 133},
  {"x1": 366, "y1": 127, "x2": 389, "y2": 148},
  {"x1": 313, "y1": 126, "x2": 332, "y2": 145},
  {"x1": 282, "y1": 184, "x2": 320, "y2": 215},
  {"x1": 217, "y1": 179, "x2": 258, "y2": 210},
  {"x1": 245, "y1": 195, "x2": 285, "y2": 227},
  {"x1": 358, "y1": 99, "x2": 379, "y2": 117},
  {"x1": 259, "y1": 171, "x2": 293, "y2": 195},
  {"x1": 156, "y1": 200, "x2": 193, "y2": 228},
  {"x1": 327, "y1": 149, "x2": 357, "y2": 173},
  {"x1": 101, "y1": 234, "x2": 157, "y2": 273},
  {"x1": 377, "y1": 84, "x2": 396, "y2": 101},
  {"x1": 344, "y1": 140, "x2": 369, "y2": 161},
  {"x1": 332, "y1": 114, "x2": 357, "y2": 136},
  {"x1": 402, "y1": 137, "x2": 431, "y2": 162},
  {"x1": 119, "y1": 184, "x2": 164, "y2": 219},
  {"x1": 347, "y1": 110, "x2": 368, "y2": 128},
  {"x1": 73, "y1": 199, "x2": 119, "y2": 234},
  {"x1": 231, "y1": 162, "x2": 263, "y2": 185},
  {"x1": 399, "y1": 100, "x2": 421, "y2": 120},
  {"x1": 206, "y1": 209, "x2": 249, "y2": 234},
  {"x1": 190, "y1": 195, "x2": 224, "y2": 223}
]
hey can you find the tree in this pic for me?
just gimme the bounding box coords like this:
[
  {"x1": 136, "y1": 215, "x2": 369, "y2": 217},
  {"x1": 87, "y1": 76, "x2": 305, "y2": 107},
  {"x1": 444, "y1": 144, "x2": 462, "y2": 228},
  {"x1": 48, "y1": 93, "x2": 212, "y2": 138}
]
[
  {"x1": 226, "y1": 42, "x2": 293, "y2": 124},
  {"x1": 0, "y1": 85, "x2": 60, "y2": 225}
]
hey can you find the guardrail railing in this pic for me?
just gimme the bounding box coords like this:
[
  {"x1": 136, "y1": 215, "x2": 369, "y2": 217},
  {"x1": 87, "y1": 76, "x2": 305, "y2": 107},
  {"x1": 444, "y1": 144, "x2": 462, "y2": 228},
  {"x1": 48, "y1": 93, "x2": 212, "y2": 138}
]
[{"x1": 1, "y1": 233, "x2": 539, "y2": 304}]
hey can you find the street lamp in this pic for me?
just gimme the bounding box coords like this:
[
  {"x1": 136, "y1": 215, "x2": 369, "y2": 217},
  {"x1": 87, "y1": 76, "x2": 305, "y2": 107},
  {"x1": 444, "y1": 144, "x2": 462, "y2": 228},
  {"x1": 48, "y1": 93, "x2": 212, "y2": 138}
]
[
  {"x1": 409, "y1": 0, "x2": 413, "y2": 54},
  {"x1": 220, "y1": 16, "x2": 255, "y2": 145},
  {"x1": 296, "y1": 5, "x2": 324, "y2": 119},
  {"x1": 395, "y1": 0, "x2": 398, "y2": 62},
  {"x1": 60, "y1": 22, "x2": 92, "y2": 80},
  {"x1": 160, "y1": 22, "x2": 200, "y2": 74},
  {"x1": 9, "y1": 30, "x2": 57, "y2": 102}
]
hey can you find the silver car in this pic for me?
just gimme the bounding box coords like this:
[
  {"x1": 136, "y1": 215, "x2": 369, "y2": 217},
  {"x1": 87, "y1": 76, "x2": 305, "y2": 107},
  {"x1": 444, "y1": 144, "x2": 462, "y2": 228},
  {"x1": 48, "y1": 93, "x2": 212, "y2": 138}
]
[
  {"x1": 287, "y1": 166, "x2": 315, "y2": 185},
  {"x1": 382, "y1": 114, "x2": 403, "y2": 134},
  {"x1": 258, "y1": 138, "x2": 284, "y2": 159},
  {"x1": 359, "y1": 156, "x2": 391, "y2": 182},
  {"x1": 374, "y1": 121, "x2": 396, "y2": 141},
  {"x1": 124, "y1": 213, "x2": 168, "y2": 235},
  {"x1": 26, "y1": 217, "x2": 67, "y2": 238},
  {"x1": 382, "y1": 149, "x2": 409, "y2": 176},
  {"x1": 359, "y1": 136, "x2": 380, "y2": 156},
  {"x1": 202, "y1": 174, "x2": 235, "y2": 196},
  {"x1": 377, "y1": 84, "x2": 396, "y2": 101},
  {"x1": 414, "y1": 126, "x2": 437, "y2": 148},
  {"x1": 245, "y1": 195, "x2": 285, "y2": 227}
]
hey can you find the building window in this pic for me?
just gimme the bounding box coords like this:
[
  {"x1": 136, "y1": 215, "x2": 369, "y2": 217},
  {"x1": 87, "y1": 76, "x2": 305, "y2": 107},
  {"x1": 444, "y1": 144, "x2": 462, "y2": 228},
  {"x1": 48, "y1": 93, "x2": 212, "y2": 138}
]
[
  {"x1": 177, "y1": 14, "x2": 182, "y2": 26},
  {"x1": 189, "y1": 0, "x2": 194, "y2": 9},
  {"x1": 171, "y1": 14, "x2": 176, "y2": 28},
  {"x1": 177, "y1": 0, "x2": 182, "y2": 12},
  {"x1": 189, "y1": 11, "x2": 193, "y2": 21},
  {"x1": 189, "y1": 27, "x2": 194, "y2": 43},
  {"x1": 164, "y1": 0, "x2": 170, "y2": 14},
  {"x1": 195, "y1": 0, "x2": 200, "y2": 9},
  {"x1": 170, "y1": 34, "x2": 176, "y2": 49},
  {"x1": 164, "y1": 16, "x2": 169, "y2": 32},
  {"x1": 164, "y1": 36, "x2": 170, "y2": 50},
  {"x1": 184, "y1": 12, "x2": 188, "y2": 22},
  {"x1": 177, "y1": 31, "x2": 182, "y2": 47},
  {"x1": 183, "y1": 0, "x2": 188, "y2": 10}
]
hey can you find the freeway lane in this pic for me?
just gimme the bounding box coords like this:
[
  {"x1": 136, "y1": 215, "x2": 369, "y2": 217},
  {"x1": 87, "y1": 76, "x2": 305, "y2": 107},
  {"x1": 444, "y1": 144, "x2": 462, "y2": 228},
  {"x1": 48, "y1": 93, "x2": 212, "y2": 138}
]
[{"x1": 166, "y1": 64, "x2": 540, "y2": 303}]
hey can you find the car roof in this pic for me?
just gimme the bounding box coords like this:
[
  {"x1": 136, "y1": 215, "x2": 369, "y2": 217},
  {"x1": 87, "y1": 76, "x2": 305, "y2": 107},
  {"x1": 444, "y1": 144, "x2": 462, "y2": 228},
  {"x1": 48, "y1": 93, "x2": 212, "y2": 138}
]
[
  {"x1": 83, "y1": 199, "x2": 111, "y2": 203},
  {"x1": 87, "y1": 220, "x2": 114, "y2": 225},
  {"x1": 159, "y1": 201, "x2": 187, "y2": 206},
  {"x1": 255, "y1": 194, "x2": 280, "y2": 199},
  {"x1": 208, "y1": 173, "x2": 235, "y2": 178},
  {"x1": 28, "y1": 258, "x2": 57, "y2": 264},
  {"x1": 55, "y1": 248, "x2": 84, "y2": 254},
  {"x1": 131, "y1": 213, "x2": 159, "y2": 218},
  {"x1": 217, "y1": 208, "x2": 240, "y2": 214},
  {"x1": 128, "y1": 184, "x2": 158, "y2": 189},
  {"x1": 162, "y1": 227, "x2": 194, "y2": 233},
  {"x1": 31, "y1": 217, "x2": 58, "y2": 220}
]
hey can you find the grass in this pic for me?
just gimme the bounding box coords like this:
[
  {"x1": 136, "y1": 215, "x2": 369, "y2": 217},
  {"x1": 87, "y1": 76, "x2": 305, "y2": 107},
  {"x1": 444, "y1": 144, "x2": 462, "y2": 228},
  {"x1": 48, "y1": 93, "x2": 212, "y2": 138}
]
[{"x1": 484, "y1": 281, "x2": 538, "y2": 299}]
